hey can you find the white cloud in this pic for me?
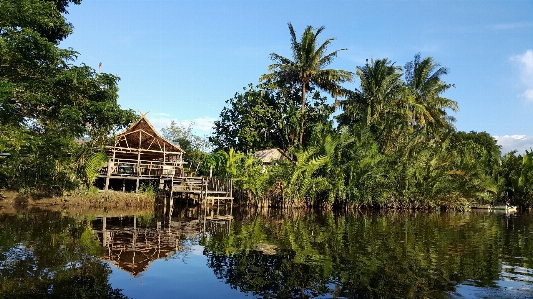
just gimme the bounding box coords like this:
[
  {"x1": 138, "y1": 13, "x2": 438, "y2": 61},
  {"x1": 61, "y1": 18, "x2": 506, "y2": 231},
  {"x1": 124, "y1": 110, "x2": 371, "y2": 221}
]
[
  {"x1": 147, "y1": 115, "x2": 217, "y2": 135},
  {"x1": 490, "y1": 22, "x2": 533, "y2": 30},
  {"x1": 192, "y1": 117, "x2": 217, "y2": 133},
  {"x1": 190, "y1": 244, "x2": 205, "y2": 256},
  {"x1": 151, "y1": 112, "x2": 171, "y2": 117},
  {"x1": 149, "y1": 117, "x2": 173, "y2": 133},
  {"x1": 523, "y1": 89, "x2": 533, "y2": 100},
  {"x1": 511, "y1": 49, "x2": 533, "y2": 101},
  {"x1": 493, "y1": 135, "x2": 533, "y2": 154}
]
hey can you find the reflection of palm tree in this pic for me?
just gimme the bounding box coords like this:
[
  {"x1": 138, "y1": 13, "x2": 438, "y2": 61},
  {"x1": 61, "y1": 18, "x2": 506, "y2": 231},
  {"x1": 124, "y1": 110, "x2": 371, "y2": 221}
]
[{"x1": 261, "y1": 23, "x2": 353, "y2": 145}]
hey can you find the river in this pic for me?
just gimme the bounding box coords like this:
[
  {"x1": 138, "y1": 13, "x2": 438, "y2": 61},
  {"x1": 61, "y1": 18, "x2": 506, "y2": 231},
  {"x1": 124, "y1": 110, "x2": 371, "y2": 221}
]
[{"x1": 0, "y1": 204, "x2": 531, "y2": 298}]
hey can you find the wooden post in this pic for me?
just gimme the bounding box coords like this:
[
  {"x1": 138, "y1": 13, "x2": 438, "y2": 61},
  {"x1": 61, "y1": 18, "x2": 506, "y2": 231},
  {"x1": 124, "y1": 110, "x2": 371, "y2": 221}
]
[
  {"x1": 163, "y1": 194, "x2": 167, "y2": 215},
  {"x1": 104, "y1": 150, "x2": 116, "y2": 191},
  {"x1": 203, "y1": 177, "x2": 206, "y2": 205},
  {"x1": 133, "y1": 215, "x2": 137, "y2": 250},
  {"x1": 280, "y1": 180, "x2": 284, "y2": 210},
  {"x1": 229, "y1": 178, "x2": 233, "y2": 198},
  {"x1": 102, "y1": 216, "x2": 107, "y2": 247},
  {"x1": 168, "y1": 178, "x2": 173, "y2": 203},
  {"x1": 105, "y1": 160, "x2": 111, "y2": 191},
  {"x1": 163, "y1": 143, "x2": 166, "y2": 170},
  {"x1": 136, "y1": 132, "x2": 142, "y2": 193}
]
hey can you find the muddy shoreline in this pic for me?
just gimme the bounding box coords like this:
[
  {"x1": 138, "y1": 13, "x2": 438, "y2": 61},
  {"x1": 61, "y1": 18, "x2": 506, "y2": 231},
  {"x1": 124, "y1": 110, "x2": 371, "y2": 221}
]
[{"x1": 0, "y1": 190, "x2": 156, "y2": 216}]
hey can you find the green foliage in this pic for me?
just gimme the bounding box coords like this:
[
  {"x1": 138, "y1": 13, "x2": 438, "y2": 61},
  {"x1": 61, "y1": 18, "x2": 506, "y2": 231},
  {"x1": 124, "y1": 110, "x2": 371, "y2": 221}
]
[
  {"x1": 83, "y1": 152, "x2": 108, "y2": 188},
  {"x1": 233, "y1": 154, "x2": 270, "y2": 205},
  {"x1": 161, "y1": 120, "x2": 210, "y2": 169},
  {"x1": 200, "y1": 150, "x2": 229, "y2": 176},
  {"x1": 0, "y1": 212, "x2": 128, "y2": 299},
  {"x1": 260, "y1": 23, "x2": 353, "y2": 145},
  {"x1": 338, "y1": 58, "x2": 403, "y2": 130},
  {"x1": 79, "y1": 226, "x2": 103, "y2": 256},
  {"x1": 497, "y1": 150, "x2": 533, "y2": 206},
  {"x1": 204, "y1": 211, "x2": 533, "y2": 298},
  {"x1": 338, "y1": 125, "x2": 389, "y2": 206},
  {"x1": 206, "y1": 25, "x2": 515, "y2": 209},
  {"x1": 138, "y1": 183, "x2": 157, "y2": 199},
  {"x1": 0, "y1": 0, "x2": 137, "y2": 192},
  {"x1": 210, "y1": 84, "x2": 333, "y2": 152}
]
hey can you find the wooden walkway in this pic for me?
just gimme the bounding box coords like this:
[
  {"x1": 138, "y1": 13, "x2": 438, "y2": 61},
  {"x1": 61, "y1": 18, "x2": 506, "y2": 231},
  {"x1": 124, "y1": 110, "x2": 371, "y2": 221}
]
[{"x1": 161, "y1": 177, "x2": 233, "y2": 206}]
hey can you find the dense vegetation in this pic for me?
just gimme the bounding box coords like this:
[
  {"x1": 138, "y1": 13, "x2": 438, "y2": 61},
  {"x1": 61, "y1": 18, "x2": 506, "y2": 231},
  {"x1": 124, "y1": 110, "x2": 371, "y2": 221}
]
[
  {"x1": 204, "y1": 24, "x2": 533, "y2": 209},
  {"x1": 1, "y1": 2, "x2": 531, "y2": 210},
  {"x1": 0, "y1": 0, "x2": 136, "y2": 193}
]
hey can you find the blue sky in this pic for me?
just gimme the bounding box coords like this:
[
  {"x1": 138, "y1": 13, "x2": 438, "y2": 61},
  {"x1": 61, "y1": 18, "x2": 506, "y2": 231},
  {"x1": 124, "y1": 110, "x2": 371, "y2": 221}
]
[{"x1": 60, "y1": 1, "x2": 533, "y2": 153}]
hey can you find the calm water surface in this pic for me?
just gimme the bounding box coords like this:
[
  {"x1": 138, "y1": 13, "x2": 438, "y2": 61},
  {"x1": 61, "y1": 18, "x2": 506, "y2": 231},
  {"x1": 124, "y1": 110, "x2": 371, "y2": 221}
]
[{"x1": 0, "y1": 204, "x2": 532, "y2": 299}]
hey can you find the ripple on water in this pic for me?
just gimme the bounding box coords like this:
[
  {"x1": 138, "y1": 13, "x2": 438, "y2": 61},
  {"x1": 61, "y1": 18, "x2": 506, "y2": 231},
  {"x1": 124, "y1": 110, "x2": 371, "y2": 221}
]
[{"x1": 452, "y1": 263, "x2": 533, "y2": 299}]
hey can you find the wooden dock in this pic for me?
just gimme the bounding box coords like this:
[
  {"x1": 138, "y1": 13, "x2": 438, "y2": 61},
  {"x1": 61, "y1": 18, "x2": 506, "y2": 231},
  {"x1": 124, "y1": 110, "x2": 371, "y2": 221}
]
[{"x1": 161, "y1": 176, "x2": 233, "y2": 206}]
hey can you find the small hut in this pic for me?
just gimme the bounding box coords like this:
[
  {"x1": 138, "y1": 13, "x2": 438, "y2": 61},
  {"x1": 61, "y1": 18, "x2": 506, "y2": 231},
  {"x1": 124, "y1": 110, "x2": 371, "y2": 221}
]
[
  {"x1": 99, "y1": 115, "x2": 185, "y2": 192},
  {"x1": 254, "y1": 148, "x2": 290, "y2": 164}
]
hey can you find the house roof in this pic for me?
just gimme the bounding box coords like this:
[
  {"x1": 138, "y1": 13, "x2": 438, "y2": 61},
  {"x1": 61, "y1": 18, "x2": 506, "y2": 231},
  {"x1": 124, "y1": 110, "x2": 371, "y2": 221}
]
[
  {"x1": 254, "y1": 148, "x2": 290, "y2": 163},
  {"x1": 110, "y1": 115, "x2": 184, "y2": 159}
]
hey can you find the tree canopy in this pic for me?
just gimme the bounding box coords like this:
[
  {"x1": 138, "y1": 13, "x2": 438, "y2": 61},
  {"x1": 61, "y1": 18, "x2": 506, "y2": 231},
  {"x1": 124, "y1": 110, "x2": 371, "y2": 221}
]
[
  {"x1": 0, "y1": 0, "x2": 136, "y2": 191},
  {"x1": 260, "y1": 23, "x2": 353, "y2": 145},
  {"x1": 210, "y1": 84, "x2": 333, "y2": 152}
]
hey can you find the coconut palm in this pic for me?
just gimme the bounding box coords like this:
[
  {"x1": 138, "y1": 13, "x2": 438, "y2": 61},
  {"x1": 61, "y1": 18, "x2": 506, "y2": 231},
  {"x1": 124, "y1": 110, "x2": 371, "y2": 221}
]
[
  {"x1": 260, "y1": 23, "x2": 353, "y2": 145},
  {"x1": 337, "y1": 58, "x2": 404, "y2": 152},
  {"x1": 403, "y1": 54, "x2": 458, "y2": 138},
  {"x1": 355, "y1": 58, "x2": 402, "y2": 125}
]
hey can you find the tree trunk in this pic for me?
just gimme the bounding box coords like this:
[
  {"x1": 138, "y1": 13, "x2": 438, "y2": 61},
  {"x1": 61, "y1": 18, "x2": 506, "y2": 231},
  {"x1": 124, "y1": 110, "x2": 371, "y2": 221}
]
[{"x1": 299, "y1": 85, "x2": 307, "y2": 145}]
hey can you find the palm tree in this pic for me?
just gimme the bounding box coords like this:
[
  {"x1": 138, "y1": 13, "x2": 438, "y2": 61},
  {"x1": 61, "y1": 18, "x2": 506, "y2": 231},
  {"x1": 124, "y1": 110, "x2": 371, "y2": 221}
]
[
  {"x1": 337, "y1": 58, "x2": 404, "y2": 152},
  {"x1": 260, "y1": 23, "x2": 353, "y2": 145},
  {"x1": 341, "y1": 58, "x2": 403, "y2": 126},
  {"x1": 403, "y1": 54, "x2": 458, "y2": 138}
]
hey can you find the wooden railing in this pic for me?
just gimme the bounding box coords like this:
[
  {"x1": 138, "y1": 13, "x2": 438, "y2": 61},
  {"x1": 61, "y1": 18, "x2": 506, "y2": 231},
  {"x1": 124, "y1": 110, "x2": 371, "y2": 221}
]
[
  {"x1": 100, "y1": 158, "x2": 184, "y2": 177},
  {"x1": 206, "y1": 177, "x2": 233, "y2": 198},
  {"x1": 170, "y1": 177, "x2": 233, "y2": 205},
  {"x1": 172, "y1": 177, "x2": 206, "y2": 192}
]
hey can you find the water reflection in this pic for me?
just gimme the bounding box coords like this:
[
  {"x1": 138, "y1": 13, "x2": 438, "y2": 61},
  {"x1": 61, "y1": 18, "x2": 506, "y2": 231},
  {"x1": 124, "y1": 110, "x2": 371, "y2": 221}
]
[
  {"x1": 0, "y1": 208, "x2": 129, "y2": 299},
  {"x1": 0, "y1": 205, "x2": 531, "y2": 298},
  {"x1": 204, "y1": 210, "x2": 533, "y2": 298},
  {"x1": 90, "y1": 205, "x2": 233, "y2": 277}
]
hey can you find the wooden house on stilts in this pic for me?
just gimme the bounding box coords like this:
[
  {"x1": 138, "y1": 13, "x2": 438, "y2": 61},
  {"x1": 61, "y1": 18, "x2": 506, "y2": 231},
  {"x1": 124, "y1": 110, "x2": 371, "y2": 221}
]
[
  {"x1": 99, "y1": 114, "x2": 185, "y2": 192},
  {"x1": 98, "y1": 115, "x2": 233, "y2": 206}
]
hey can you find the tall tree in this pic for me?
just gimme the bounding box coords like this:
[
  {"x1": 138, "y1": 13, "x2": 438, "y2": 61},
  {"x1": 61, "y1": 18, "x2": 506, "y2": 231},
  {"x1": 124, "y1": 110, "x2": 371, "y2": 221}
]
[
  {"x1": 210, "y1": 84, "x2": 333, "y2": 153},
  {"x1": 161, "y1": 120, "x2": 210, "y2": 172},
  {"x1": 260, "y1": 23, "x2": 353, "y2": 145},
  {"x1": 403, "y1": 54, "x2": 458, "y2": 139},
  {"x1": 338, "y1": 58, "x2": 403, "y2": 127},
  {"x1": 0, "y1": 0, "x2": 136, "y2": 190},
  {"x1": 337, "y1": 58, "x2": 404, "y2": 153}
]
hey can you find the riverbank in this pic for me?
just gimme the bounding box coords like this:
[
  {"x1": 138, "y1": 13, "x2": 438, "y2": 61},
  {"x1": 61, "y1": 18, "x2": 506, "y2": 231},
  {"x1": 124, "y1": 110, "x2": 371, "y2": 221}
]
[{"x1": 0, "y1": 189, "x2": 156, "y2": 210}]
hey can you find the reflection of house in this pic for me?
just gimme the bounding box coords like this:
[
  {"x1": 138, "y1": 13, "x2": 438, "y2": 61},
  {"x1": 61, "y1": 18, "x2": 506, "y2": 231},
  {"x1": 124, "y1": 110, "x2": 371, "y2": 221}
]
[
  {"x1": 92, "y1": 216, "x2": 184, "y2": 276},
  {"x1": 98, "y1": 115, "x2": 185, "y2": 192},
  {"x1": 91, "y1": 210, "x2": 233, "y2": 276},
  {"x1": 254, "y1": 148, "x2": 290, "y2": 164}
]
